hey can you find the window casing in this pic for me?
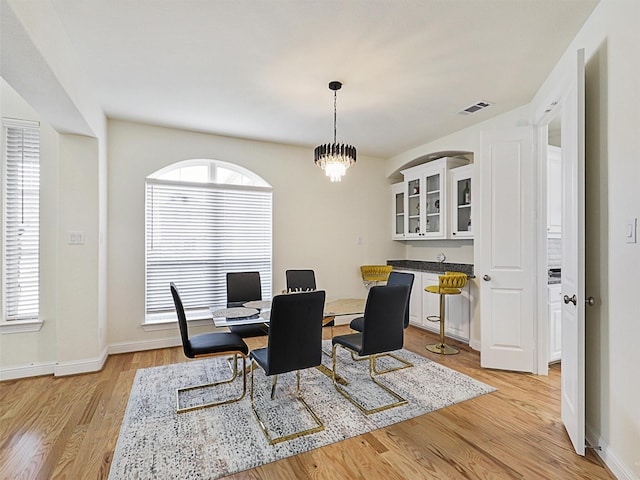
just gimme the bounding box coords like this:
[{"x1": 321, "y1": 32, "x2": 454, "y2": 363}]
[
  {"x1": 145, "y1": 160, "x2": 272, "y2": 322},
  {"x1": 2, "y1": 119, "x2": 40, "y2": 322}
]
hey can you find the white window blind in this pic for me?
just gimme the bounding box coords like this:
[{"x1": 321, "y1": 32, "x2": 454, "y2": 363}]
[
  {"x1": 3, "y1": 119, "x2": 40, "y2": 321},
  {"x1": 145, "y1": 179, "x2": 272, "y2": 318}
]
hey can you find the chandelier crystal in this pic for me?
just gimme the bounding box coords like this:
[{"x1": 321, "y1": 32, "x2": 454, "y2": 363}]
[{"x1": 314, "y1": 81, "x2": 356, "y2": 182}]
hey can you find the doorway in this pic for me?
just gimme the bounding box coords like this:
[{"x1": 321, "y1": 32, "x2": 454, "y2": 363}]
[{"x1": 546, "y1": 114, "x2": 562, "y2": 365}]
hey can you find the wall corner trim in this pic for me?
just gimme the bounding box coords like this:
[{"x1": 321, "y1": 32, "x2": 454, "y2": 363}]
[
  {"x1": 53, "y1": 347, "x2": 109, "y2": 377},
  {"x1": 586, "y1": 424, "x2": 638, "y2": 480}
]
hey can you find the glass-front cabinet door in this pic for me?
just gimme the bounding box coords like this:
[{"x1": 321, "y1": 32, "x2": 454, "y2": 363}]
[
  {"x1": 422, "y1": 169, "x2": 443, "y2": 238},
  {"x1": 404, "y1": 173, "x2": 423, "y2": 239},
  {"x1": 397, "y1": 157, "x2": 469, "y2": 240},
  {"x1": 391, "y1": 183, "x2": 405, "y2": 239},
  {"x1": 450, "y1": 164, "x2": 474, "y2": 238}
]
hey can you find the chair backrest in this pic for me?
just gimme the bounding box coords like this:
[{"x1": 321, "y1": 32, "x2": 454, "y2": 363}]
[
  {"x1": 226, "y1": 271, "x2": 262, "y2": 307},
  {"x1": 265, "y1": 290, "x2": 326, "y2": 376},
  {"x1": 360, "y1": 265, "x2": 392, "y2": 283},
  {"x1": 285, "y1": 269, "x2": 316, "y2": 292},
  {"x1": 439, "y1": 271, "x2": 468, "y2": 290},
  {"x1": 386, "y1": 271, "x2": 415, "y2": 328},
  {"x1": 360, "y1": 285, "x2": 410, "y2": 356},
  {"x1": 170, "y1": 282, "x2": 193, "y2": 357}
]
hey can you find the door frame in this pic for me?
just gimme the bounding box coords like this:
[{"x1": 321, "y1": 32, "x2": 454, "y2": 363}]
[{"x1": 534, "y1": 100, "x2": 562, "y2": 376}]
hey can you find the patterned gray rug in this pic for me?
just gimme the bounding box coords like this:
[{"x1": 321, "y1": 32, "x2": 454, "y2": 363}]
[{"x1": 109, "y1": 341, "x2": 495, "y2": 479}]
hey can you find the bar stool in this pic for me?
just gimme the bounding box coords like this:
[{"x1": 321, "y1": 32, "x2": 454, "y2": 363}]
[
  {"x1": 360, "y1": 265, "x2": 393, "y2": 288},
  {"x1": 425, "y1": 272, "x2": 468, "y2": 355}
]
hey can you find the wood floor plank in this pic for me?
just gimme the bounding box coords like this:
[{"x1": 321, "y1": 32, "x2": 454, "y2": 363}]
[{"x1": 0, "y1": 326, "x2": 615, "y2": 479}]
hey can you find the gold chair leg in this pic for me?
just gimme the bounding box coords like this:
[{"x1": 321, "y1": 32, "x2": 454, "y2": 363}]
[
  {"x1": 332, "y1": 344, "x2": 408, "y2": 415},
  {"x1": 350, "y1": 350, "x2": 413, "y2": 373},
  {"x1": 426, "y1": 294, "x2": 459, "y2": 355},
  {"x1": 250, "y1": 362, "x2": 324, "y2": 445},
  {"x1": 176, "y1": 352, "x2": 247, "y2": 414}
]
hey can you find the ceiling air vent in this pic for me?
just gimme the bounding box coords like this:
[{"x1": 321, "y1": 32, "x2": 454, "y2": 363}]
[{"x1": 458, "y1": 101, "x2": 492, "y2": 115}]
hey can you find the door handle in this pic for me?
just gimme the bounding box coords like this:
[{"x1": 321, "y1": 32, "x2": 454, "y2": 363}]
[
  {"x1": 586, "y1": 296, "x2": 595, "y2": 306},
  {"x1": 563, "y1": 294, "x2": 577, "y2": 305},
  {"x1": 482, "y1": 274, "x2": 491, "y2": 281}
]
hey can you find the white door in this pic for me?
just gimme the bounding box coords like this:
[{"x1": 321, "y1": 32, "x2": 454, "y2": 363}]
[
  {"x1": 479, "y1": 127, "x2": 536, "y2": 372},
  {"x1": 560, "y1": 49, "x2": 586, "y2": 456}
]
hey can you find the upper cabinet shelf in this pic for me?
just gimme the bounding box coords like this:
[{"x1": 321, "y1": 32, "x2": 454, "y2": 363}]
[
  {"x1": 392, "y1": 157, "x2": 473, "y2": 240},
  {"x1": 450, "y1": 163, "x2": 474, "y2": 238}
]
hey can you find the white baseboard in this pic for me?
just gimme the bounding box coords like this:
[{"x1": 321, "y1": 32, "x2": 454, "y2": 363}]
[
  {"x1": 0, "y1": 361, "x2": 56, "y2": 381},
  {"x1": 469, "y1": 338, "x2": 481, "y2": 351},
  {"x1": 108, "y1": 336, "x2": 182, "y2": 355},
  {"x1": 0, "y1": 346, "x2": 109, "y2": 380},
  {"x1": 0, "y1": 339, "x2": 183, "y2": 381},
  {"x1": 586, "y1": 423, "x2": 638, "y2": 480},
  {"x1": 332, "y1": 314, "x2": 357, "y2": 326},
  {"x1": 54, "y1": 346, "x2": 109, "y2": 377}
]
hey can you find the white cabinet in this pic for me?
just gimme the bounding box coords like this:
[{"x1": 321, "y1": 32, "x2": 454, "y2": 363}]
[
  {"x1": 397, "y1": 269, "x2": 470, "y2": 342},
  {"x1": 547, "y1": 146, "x2": 562, "y2": 236},
  {"x1": 450, "y1": 164, "x2": 474, "y2": 238},
  {"x1": 391, "y1": 183, "x2": 405, "y2": 239},
  {"x1": 548, "y1": 283, "x2": 562, "y2": 362},
  {"x1": 396, "y1": 157, "x2": 469, "y2": 240}
]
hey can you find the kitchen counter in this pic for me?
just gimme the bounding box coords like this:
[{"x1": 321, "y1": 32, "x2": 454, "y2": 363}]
[{"x1": 387, "y1": 260, "x2": 474, "y2": 277}]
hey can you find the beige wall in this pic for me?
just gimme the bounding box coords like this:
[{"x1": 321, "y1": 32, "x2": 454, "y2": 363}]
[
  {"x1": 1, "y1": 0, "x2": 107, "y2": 377},
  {"x1": 106, "y1": 119, "x2": 403, "y2": 348},
  {"x1": 2, "y1": 0, "x2": 638, "y2": 476},
  {"x1": 0, "y1": 79, "x2": 59, "y2": 370},
  {"x1": 529, "y1": 0, "x2": 639, "y2": 476}
]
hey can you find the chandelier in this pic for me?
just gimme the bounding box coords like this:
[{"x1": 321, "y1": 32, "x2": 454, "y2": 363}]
[{"x1": 314, "y1": 81, "x2": 356, "y2": 182}]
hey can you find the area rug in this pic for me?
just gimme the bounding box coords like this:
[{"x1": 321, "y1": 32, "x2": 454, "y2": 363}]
[{"x1": 108, "y1": 342, "x2": 495, "y2": 479}]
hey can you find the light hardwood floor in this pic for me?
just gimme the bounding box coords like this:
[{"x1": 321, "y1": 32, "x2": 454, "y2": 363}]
[{"x1": 1, "y1": 326, "x2": 614, "y2": 479}]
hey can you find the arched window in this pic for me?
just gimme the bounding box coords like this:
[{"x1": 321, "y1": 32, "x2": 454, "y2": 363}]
[{"x1": 145, "y1": 159, "x2": 272, "y2": 321}]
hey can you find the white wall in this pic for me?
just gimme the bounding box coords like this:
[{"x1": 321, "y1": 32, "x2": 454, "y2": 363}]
[
  {"x1": 387, "y1": 0, "x2": 640, "y2": 477},
  {"x1": 0, "y1": 79, "x2": 59, "y2": 371},
  {"x1": 541, "y1": 0, "x2": 639, "y2": 477},
  {"x1": 1, "y1": 0, "x2": 108, "y2": 378},
  {"x1": 107, "y1": 119, "x2": 403, "y2": 349}
]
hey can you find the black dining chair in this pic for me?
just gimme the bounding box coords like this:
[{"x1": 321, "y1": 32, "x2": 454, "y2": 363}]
[
  {"x1": 171, "y1": 282, "x2": 249, "y2": 414},
  {"x1": 332, "y1": 284, "x2": 410, "y2": 415},
  {"x1": 349, "y1": 271, "x2": 415, "y2": 373},
  {"x1": 249, "y1": 290, "x2": 326, "y2": 445},
  {"x1": 286, "y1": 269, "x2": 335, "y2": 353},
  {"x1": 285, "y1": 269, "x2": 317, "y2": 292},
  {"x1": 226, "y1": 271, "x2": 268, "y2": 338}
]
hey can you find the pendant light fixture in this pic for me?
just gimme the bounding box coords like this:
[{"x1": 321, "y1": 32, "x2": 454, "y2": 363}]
[{"x1": 314, "y1": 81, "x2": 356, "y2": 182}]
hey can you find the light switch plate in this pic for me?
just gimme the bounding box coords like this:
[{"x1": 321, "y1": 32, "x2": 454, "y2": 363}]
[
  {"x1": 68, "y1": 231, "x2": 85, "y2": 245},
  {"x1": 626, "y1": 217, "x2": 637, "y2": 244}
]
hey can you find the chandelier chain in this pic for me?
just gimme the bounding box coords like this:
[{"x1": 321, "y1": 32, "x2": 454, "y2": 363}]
[{"x1": 333, "y1": 90, "x2": 337, "y2": 144}]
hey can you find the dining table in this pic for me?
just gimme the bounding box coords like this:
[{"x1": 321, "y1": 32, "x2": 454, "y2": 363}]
[
  {"x1": 211, "y1": 296, "x2": 366, "y2": 385},
  {"x1": 210, "y1": 297, "x2": 366, "y2": 329}
]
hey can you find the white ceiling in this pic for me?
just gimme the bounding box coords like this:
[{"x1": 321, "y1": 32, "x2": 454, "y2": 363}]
[{"x1": 49, "y1": 0, "x2": 598, "y2": 159}]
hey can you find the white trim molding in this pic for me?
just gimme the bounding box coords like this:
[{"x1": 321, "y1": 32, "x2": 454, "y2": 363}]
[
  {"x1": 0, "y1": 319, "x2": 44, "y2": 334},
  {"x1": 53, "y1": 347, "x2": 109, "y2": 377},
  {"x1": 108, "y1": 336, "x2": 182, "y2": 355},
  {"x1": 0, "y1": 360, "x2": 56, "y2": 381},
  {"x1": 586, "y1": 424, "x2": 638, "y2": 480}
]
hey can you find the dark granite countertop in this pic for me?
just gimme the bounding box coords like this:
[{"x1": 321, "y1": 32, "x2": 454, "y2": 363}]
[{"x1": 387, "y1": 260, "x2": 474, "y2": 277}]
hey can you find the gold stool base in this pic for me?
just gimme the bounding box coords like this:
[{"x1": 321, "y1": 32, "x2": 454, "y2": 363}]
[{"x1": 426, "y1": 343, "x2": 459, "y2": 355}]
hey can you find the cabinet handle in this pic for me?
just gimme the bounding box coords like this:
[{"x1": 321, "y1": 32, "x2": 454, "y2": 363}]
[
  {"x1": 482, "y1": 274, "x2": 491, "y2": 281},
  {"x1": 586, "y1": 296, "x2": 595, "y2": 306}
]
